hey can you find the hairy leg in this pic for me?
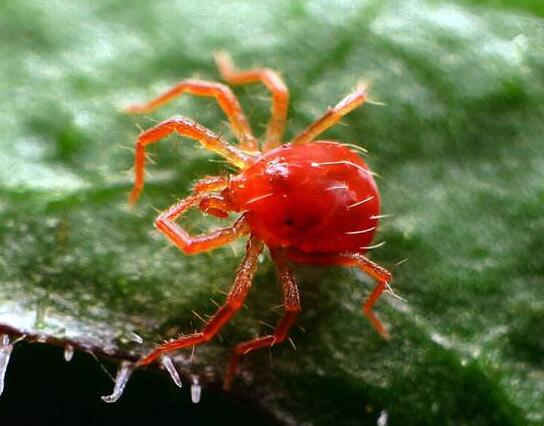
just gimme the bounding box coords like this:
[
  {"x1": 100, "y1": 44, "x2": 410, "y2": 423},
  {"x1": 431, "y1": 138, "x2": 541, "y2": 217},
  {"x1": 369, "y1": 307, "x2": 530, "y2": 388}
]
[
  {"x1": 154, "y1": 190, "x2": 248, "y2": 255},
  {"x1": 215, "y1": 51, "x2": 289, "y2": 151},
  {"x1": 185, "y1": 176, "x2": 231, "y2": 219},
  {"x1": 129, "y1": 116, "x2": 251, "y2": 203},
  {"x1": 137, "y1": 236, "x2": 264, "y2": 367},
  {"x1": 126, "y1": 80, "x2": 258, "y2": 151},
  {"x1": 223, "y1": 251, "x2": 301, "y2": 390},
  {"x1": 291, "y1": 82, "x2": 369, "y2": 145},
  {"x1": 192, "y1": 175, "x2": 230, "y2": 193},
  {"x1": 286, "y1": 249, "x2": 391, "y2": 339}
]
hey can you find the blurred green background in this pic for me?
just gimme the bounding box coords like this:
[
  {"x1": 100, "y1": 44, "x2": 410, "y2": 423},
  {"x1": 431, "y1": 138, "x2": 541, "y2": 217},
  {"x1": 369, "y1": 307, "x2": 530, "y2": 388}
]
[{"x1": 0, "y1": 0, "x2": 543, "y2": 425}]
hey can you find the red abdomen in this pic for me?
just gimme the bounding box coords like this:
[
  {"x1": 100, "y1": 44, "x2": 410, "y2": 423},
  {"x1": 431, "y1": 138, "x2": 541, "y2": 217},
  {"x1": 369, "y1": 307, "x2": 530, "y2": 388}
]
[{"x1": 227, "y1": 142, "x2": 380, "y2": 253}]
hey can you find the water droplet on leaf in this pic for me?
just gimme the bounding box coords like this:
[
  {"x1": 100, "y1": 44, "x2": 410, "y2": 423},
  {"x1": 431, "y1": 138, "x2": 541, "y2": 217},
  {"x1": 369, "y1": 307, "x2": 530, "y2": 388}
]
[
  {"x1": 377, "y1": 410, "x2": 388, "y2": 426},
  {"x1": 64, "y1": 344, "x2": 74, "y2": 362},
  {"x1": 190, "y1": 375, "x2": 201, "y2": 404},
  {"x1": 0, "y1": 335, "x2": 14, "y2": 396},
  {"x1": 101, "y1": 361, "x2": 133, "y2": 403},
  {"x1": 128, "y1": 332, "x2": 143, "y2": 344},
  {"x1": 161, "y1": 356, "x2": 182, "y2": 388}
]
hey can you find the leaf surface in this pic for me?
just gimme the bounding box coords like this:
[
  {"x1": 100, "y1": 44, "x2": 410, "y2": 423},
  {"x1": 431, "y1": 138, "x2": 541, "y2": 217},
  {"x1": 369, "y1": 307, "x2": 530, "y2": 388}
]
[{"x1": 1, "y1": 0, "x2": 543, "y2": 424}]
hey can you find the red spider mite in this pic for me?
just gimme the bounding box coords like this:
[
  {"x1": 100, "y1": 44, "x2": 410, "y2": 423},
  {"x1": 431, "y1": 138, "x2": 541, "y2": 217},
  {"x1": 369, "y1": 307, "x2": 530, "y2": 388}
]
[{"x1": 126, "y1": 52, "x2": 392, "y2": 390}]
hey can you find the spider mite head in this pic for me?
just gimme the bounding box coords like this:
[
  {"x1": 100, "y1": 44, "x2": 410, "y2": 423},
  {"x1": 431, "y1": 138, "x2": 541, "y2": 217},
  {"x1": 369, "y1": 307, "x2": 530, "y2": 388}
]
[{"x1": 225, "y1": 141, "x2": 381, "y2": 253}]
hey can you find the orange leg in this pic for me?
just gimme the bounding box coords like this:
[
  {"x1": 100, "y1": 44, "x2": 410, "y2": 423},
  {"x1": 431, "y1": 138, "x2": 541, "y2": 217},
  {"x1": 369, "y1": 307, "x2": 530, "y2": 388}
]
[
  {"x1": 291, "y1": 82, "x2": 369, "y2": 145},
  {"x1": 223, "y1": 251, "x2": 301, "y2": 390},
  {"x1": 137, "y1": 236, "x2": 264, "y2": 367},
  {"x1": 215, "y1": 51, "x2": 289, "y2": 152},
  {"x1": 126, "y1": 80, "x2": 258, "y2": 152},
  {"x1": 129, "y1": 116, "x2": 251, "y2": 204},
  {"x1": 192, "y1": 175, "x2": 230, "y2": 193},
  {"x1": 286, "y1": 249, "x2": 391, "y2": 339},
  {"x1": 198, "y1": 194, "x2": 231, "y2": 219},
  {"x1": 154, "y1": 192, "x2": 249, "y2": 255}
]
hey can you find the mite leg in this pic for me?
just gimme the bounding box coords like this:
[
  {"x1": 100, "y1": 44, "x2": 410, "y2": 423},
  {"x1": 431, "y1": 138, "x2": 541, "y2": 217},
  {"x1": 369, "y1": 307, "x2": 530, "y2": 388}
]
[
  {"x1": 126, "y1": 80, "x2": 258, "y2": 151},
  {"x1": 198, "y1": 194, "x2": 231, "y2": 219},
  {"x1": 154, "y1": 193, "x2": 248, "y2": 255},
  {"x1": 189, "y1": 175, "x2": 233, "y2": 218},
  {"x1": 291, "y1": 82, "x2": 369, "y2": 145},
  {"x1": 286, "y1": 250, "x2": 391, "y2": 339},
  {"x1": 129, "y1": 116, "x2": 251, "y2": 203},
  {"x1": 192, "y1": 175, "x2": 230, "y2": 193},
  {"x1": 137, "y1": 236, "x2": 264, "y2": 367},
  {"x1": 224, "y1": 252, "x2": 301, "y2": 390},
  {"x1": 215, "y1": 51, "x2": 289, "y2": 151}
]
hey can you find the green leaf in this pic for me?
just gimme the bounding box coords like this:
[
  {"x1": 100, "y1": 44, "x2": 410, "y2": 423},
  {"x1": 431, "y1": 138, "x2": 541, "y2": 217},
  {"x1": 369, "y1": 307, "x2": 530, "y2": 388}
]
[{"x1": 1, "y1": 0, "x2": 543, "y2": 424}]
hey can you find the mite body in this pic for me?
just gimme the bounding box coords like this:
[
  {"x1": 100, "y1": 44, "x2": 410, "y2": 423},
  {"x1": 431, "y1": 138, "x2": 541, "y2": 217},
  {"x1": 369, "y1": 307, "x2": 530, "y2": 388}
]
[
  {"x1": 227, "y1": 142, "x2": 380, "y2": 253},
  {"x1": 127, "y1": 53, "x2": 392, "y2": 390}
]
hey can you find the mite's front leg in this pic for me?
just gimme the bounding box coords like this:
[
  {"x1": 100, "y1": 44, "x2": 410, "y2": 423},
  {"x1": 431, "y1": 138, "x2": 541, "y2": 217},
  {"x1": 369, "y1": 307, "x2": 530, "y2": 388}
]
[
  {"x1": 291, "y1": 83, "x2": 369, "y2": 145},
  {"x1": 215, "y1": 51, "x2": 289, "y2": 151},
  {"x1": 129, "y1": 117, "x2": 250, "y2": 204},
  {"x1": 126, "y1": 79, "x2": 258, "y2": 151}
]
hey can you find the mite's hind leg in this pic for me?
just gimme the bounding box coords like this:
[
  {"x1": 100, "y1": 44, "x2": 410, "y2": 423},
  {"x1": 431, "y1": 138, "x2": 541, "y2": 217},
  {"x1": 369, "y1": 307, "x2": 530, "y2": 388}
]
[
  {"x1": 286, "y1": 250, "x2": 391, "y2": 339},
  {"x1": 129, "y1": 116, "x2": 251, "y2": 203},
  {"x1": 137, "y1": 236, "x2": 263, "y2": 367},
  {"x1": 126, "y1": 80, "x2": 258, "y2": 151},
  {"x1": 291, "y1": 82, "x2": 369, "y2": 145},
  {"x1": 215, "y1": 51, "x2": 289, "y2": 151},
  {"x1": 224, "y1": 251, "x2": 301, "y2": 390}
]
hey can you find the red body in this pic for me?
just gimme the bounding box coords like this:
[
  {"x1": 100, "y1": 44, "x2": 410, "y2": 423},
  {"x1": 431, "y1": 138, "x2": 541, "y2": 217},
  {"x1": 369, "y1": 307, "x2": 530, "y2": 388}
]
[{"x1": 226, "y1": 142, "x2": 380, "y2": 253}]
